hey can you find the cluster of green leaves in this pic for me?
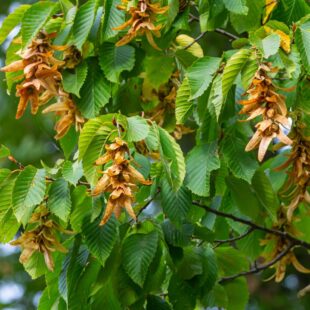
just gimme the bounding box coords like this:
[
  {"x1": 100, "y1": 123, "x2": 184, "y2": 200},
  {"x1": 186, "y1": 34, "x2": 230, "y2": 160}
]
[{"x1": 0, "y1": 0, "x2": 310, "y2": 309}]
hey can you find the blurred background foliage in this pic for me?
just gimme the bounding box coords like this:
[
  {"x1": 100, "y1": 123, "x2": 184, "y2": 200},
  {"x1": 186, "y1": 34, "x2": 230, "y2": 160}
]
[{"x1": 0, "y1": 1, "x2": 309, "y2": 309}]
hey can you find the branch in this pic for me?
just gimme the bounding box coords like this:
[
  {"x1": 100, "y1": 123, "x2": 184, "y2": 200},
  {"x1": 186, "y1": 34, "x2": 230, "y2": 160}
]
[
  {"x1": 184, "y1": 31, "x2": 207, "y2": 50},
  {"x1": 193, "y1": 201, "x2": 310, "y2": 250},
  {"x1": 219, "y1": 243, "x2": 294, "y2": 283},
  {"x1": 214, "y1": 227, "x2": 255, "y2": 247}
]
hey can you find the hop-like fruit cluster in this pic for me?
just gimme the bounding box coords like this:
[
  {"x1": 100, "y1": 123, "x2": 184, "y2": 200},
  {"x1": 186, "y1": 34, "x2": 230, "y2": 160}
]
[
  {"x1": 276, "y1": 123, "x2": 310, "y2": 221},
  {"x1": 10, "y1": 207, "x2": 70, "y2": 271},
  {"x1": 92, "y1": 138, "x2": 152, "y2": 225},
  {"x1": 0, "y1": 31, "x2": 84, "y2": 139},
  {"x1": 114, "y1": 0, "x2": 168, "y2": 50},
  {"x1": 239, "y1": 64, "x2": 292, "y2": 161}
]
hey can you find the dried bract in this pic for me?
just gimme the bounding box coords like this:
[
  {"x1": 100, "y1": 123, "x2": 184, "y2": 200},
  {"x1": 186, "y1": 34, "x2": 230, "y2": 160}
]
[{"x1": 92, "y1": 138, "x2": 152, "y2": 225}]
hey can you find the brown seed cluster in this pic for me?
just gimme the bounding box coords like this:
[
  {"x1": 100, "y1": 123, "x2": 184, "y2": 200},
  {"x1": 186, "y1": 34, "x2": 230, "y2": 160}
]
[
  {"x1": 0, "y1": 31, "x2": 84, "y2": 139},
  {"x1": 276, "y1": 124, "x2": 310, "y2": 221},
  {"x1": 114, "y1": 0, "x2": 168, "y2": 50},
  {"x1": 92, "y1": 138, "x2": 152, "y2": 225},
  {"x1": 239, "y1": 64, "x2": 292, "y2": 161},
  {"x1": 10, "y1": 207, "x2": 69, "y2": 271},
  {"x1": 260, "y1": 209, "x2": 310, "y2": 282}
]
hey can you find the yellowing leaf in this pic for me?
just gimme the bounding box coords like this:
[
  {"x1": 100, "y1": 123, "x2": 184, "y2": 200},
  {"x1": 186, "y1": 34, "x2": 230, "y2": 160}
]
[
  {"x1": 265, "y1": 26, "x2": 291, "y2": 53},
  {"x1": 263, "y1": 0, "x2": 278, "y2": 24},
  {"x1": 175, "y1": 34, "x2": 204, "y2": 58}
]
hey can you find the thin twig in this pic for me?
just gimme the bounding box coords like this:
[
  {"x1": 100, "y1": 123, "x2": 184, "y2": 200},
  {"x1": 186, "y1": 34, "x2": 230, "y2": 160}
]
[
  {"x1": 184, "y1": 31, "x2": 207, "y2": 50},
  {"x1": 214, "y1": 227, "x2": 255, "y2": 247},
  {"x1": 8, "y1": 156, "x2": 24, "y2": 170},
  {"x1": 193, "y1": 201, "x2": 310, "y2": 250},
  {"x1": 219, "y1": 243, "x2": 294, "y2": 283}
]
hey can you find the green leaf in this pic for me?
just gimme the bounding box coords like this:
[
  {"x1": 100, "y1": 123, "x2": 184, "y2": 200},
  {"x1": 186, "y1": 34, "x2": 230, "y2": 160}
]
[
  {"x1": 175, "y1": 77, "x2": 192, "y2": 124},
  {"x1": 296, "y1": 21, "x2": 310, "y2": 74},
  {"x1": 0, "y1": 145, "x2": 10, "y2": 159},
  {"x1": 222, "y1": 49, "x2": 251, "y2": 98},
  {"x1": 82, "y1": 215, "x2": 118, "y2": 266},
  {"x1": 252, "y1": 170, "x2": 278, "y2": 222},
  {"x1": 187, "y1": 56, "x2": 221, "y2": 100},
  {"x1": 48, "y1": 178, "x2": 71, "y2": 222},
  {"x1": 21, "y1": 2, "x2": 58, "y2": 48},
  {"x1": 144, "y1": 56, "x2": 175, "y2": 89},
  {"x1": 273, "y1": 0, "x2": 310, "y2": 25},
  {"x1": 101, "y1": 0, "x2": 125, "y2": 41},
  {"x1": 177, "y1": 247, "x2": 203, "y2": 280},
  {"x1": 185, "y1": 143, "x2": 220, "y2": 197},
  {"x1": 0, "y1": 5, "x2": 30, "y2": 45},
  {"x1": 215, "y1": 247, "x2": 249, "y2": 276},
  {"x1": 59, "y1": 127, "x2": 79, "y2": 159},
  {"x1": 161, "y1": 179, "x2": 191, "y2": 224},
  {"x1": 77, "y1": 58, "x2": 111, "y2": 118},
  {"x1": 24, "y1": 251, "x2": 49, "y2": 279},
  {"x1": 78, "y1": 115, "x2": 114, "y2": 184},
  {"x1": 126, "y1": 116, "x2": 150, "y2": 142},
  {"x1": 223, "y1": 0, "x2": 248, "y2": 15},
  {"x1": 168, "y1": 274, "x2": 196, "y2": 310},
  {"x1": 221, "y1": 136, "x2": 258, "y2": 183},
  {"x1": 241, "y1": 58, "x2": 258, "y2": 89},
  {"x1": 72, "y1": 0, "x2": 97, "y2": 50},
  {"x1": 198, "y1": 0, "x2": 209, "y2": 32},
  {"x1": 0, "y1": 209, "x2": 19, "y2": 243},
  {"x1": 230, "y1": 0, "x2": 264, "y2": 34},
  {"x1": 99, "y1": 43, "x2": 135, "y2": 83},
  {"x1": 122, "y1": 231, "x2": 159, "y2": 287},
  {"x1": 158, "y1": 127, "x2": 186, "y2": 191},
  {"x1": 262, "y1": 33, "x2": 281, "y2": 58},
  {"x1": 12, "y1": 166, "x2": 46, "y2": 225},
  {"x1": 62, "y1": 160, "x2": 83, "y2": 186},
  {"x1": 62, "y1": 61, "x2": 88, "y2": 97},
  {"x1": 226, "y1": 176, "x2": 260, "y2": 219},
  {"x1": 208, "y1": 74, "x2": 223, "y2": 120},
  {"x1": 223, "y1": 278, "x2": 249, "y2": 310}
]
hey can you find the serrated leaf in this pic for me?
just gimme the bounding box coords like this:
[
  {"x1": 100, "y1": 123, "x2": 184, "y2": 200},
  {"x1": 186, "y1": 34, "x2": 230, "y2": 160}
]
[
  {"x1": 99, "y1": 43, "x2": 135, "y2": 83},
  {"x1": 62, "y1": 160, "x2": 83, "y2": 186},
  {"x1": 78, "y1": 115, "x2": 114, "y2": 184},
  {"x1": 77, "y1": 58, "x2": 111, "y2": 118},
  {"x1": 208, "y1": 74, "x2": 223, "y2": 120},
  {"x1": 0, "y1": 209, "x2": 19, "y2": 243},
  {"x1": 122, "y1": 231, "x2": 159, "y2": 286},
  {"x1": 82, "y1": 215, "x2": 118, "y2": 266},
  {"x1": 185, "y1": 143, "x2": 220, "y2": 197},
  {"x1": 144, "y1": 56, "x2": 175, "y2": 89},
  {"x1": 12, "y1": 166, "x2": 46, "y2": 225},
  {"x1": 221, "y1": 136, "x2": 258, "y2": 183},
  {"x1": 161, "y1": 179, "x2": 191, "y2": 224},
  {"x1": 48, "y1": 178, "x2": 71, "y2": 222},
  {"x1": 231, "y1": 0, "x2": 265, "y2": 34},
  {"x1": 158, "y1": 127, "x2": 186, "y2": 191},
  {"x1": 72, "y1": 0, "x2": 97, "y2": 50},
  {"x1": 0, "y1": 5, "x2": 30, "y2": 45},
  {"x1": 241, "y1": 59, "x2": 258, "y2": 89},
  {"x1": 262, "y1": 33, "x2": 281, "y2": 58},
  {"x1": 62, "y1": 61, "x2": 88, "y2": 97},
  {"x1": 175, "y1": 77, "x2": 192, "y2": 124},
  {"x1": 101, "y1": 0, "x2": 125, "y2": 41},
  {"x1": 126, "y1": 116, "x2": 149, "y2": 142},
  {"x1": 222, "y1": 49, "x2": 251, "y2": 97},
  {"x1": 296, "y1": 21, "x2": 310, "y2": 74},
  {"x1": 187, "y1": 56, "x2": 221, "y2": 100},
  {"x1": 252, "y1": 170, "x2": 278, "y2": 222},
  {"x1": 21, "y1": 2, "x2": 58, "y2": 48},
  {"x1": 24, "y1": 251, "x2": 49, "y2": 279},
  {"x1": 223, "y1": 0, "x2": 248, "y2": 15}
]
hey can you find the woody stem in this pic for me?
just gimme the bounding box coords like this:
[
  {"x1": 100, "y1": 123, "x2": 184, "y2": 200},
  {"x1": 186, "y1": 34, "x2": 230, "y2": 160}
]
[
  {"x1": 193, "y1": 201, "x2": 310, "y2": 250},
  {"x1": 219, "y1": 243, "x2": 295, "y2": 283}
]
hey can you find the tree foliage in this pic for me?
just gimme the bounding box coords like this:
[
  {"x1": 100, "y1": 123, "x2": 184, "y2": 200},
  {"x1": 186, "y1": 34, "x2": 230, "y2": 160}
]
[{"x1": 0, "y1": 0, "x2": 310, "y2": 309}]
